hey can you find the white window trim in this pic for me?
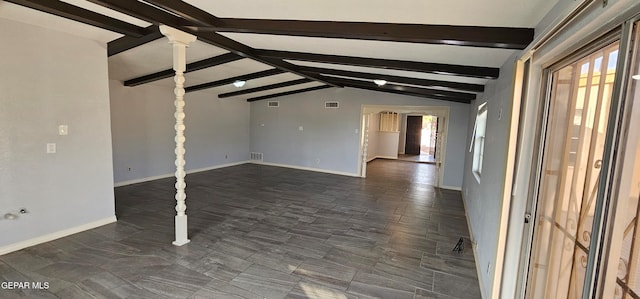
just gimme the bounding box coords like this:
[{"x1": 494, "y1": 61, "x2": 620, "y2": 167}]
[{"x1": 472, "y1": 102, "x2": 488, "y2": 183}]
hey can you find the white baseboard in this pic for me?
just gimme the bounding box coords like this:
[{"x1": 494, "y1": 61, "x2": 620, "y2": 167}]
[
  {"x1": 376, "y1": 155, "x2": 398, "y2": 160},
  {"x1": 461, "y1": 193, "x2": 486, "y2": 299},
  {"x1": 252, "y1": 161, "x2": 360, "y2": 177},
  {"x1": 114, "y1": 173, "x2": 174, "y2": 187},
  {"x1": 114, "y1": 161, "x2": 250, "y2": 187},
  {"x1": 440, "y1": 185, "x2": 462, "y2": 191},
  {"x1": 0, "y1": 216, "x2": 117, "y2": 256},
  {"x1": 186, "y1": 161, "x2": 249, "y2": 174}
]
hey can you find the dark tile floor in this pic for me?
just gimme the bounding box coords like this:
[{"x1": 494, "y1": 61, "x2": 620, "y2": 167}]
[
  {"x1": 397, "y1": 154, "x2": 436, "y2": 164},
  {"x1": 0, "y1": 160, "x2": 481, "y2": 299}
]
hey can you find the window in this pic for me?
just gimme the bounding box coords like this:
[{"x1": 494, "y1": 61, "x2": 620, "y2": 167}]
[{"x1": 471, "y1": 103, "x2": 487, "y2": 181}]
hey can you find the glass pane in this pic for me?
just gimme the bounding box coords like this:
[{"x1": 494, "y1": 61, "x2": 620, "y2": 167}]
[
  {"x1": 608, "y1": 21, "x2": 640, "y2": 299},
  {"x1": 527, "y1": 41, "x2": 620, "y2": 298}
]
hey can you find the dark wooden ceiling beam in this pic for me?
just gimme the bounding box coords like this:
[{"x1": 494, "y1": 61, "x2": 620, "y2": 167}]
[
  {"x1": 247, "y1": 85, "x2": 333, "y2": 102},
  {"x1": 108, "y1": 25, "x2": 164, "y2": 56},
  {"x1": 258, "y1": 50, "x2": 499, "y2": 79},
  {"x1": 209, "y1": 18, "x2": 533, "y2": 50},
  {"x1": 88, "y1": 0, "x2": 339, "y2": 87},
  {"x1": 327, "y1": 77, "x2": 475, "y2": 100},
  {"x1": 218, "y1": 78, "x2": 313, "y2": 98},
  {"x1": 142, "y1": 0, "x2": 224, "y2": 27},
  {"x1": 299, "y1": 66, "x2": 484, "y2": 93},
  {"x1": 88, "y1": 0, "x2": 190, "y2": 28},
  {"x1": 326, "y1": 77, "x2": 473, "y2": 103},
  {"x1": 7, "y1": 0, "x2": 150, "y2": 37},
  {"x1": 124, "y1": 52, "x2": 243, "y2": 86},
  {"x1": 186, "y1": 69, "x2": 285, "y2": 93}
]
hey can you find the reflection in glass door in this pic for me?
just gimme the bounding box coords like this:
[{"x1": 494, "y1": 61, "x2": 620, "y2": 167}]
[{"x1": 526, "y1": 42, "x2": 620, "y2": 298}]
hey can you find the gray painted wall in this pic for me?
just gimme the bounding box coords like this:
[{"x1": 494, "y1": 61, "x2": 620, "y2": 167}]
[
  {"x1": 250, "y1": 87, "x2": 469, "y2": 188},
  {"x1": 109, "y1": 83, "x2": 250, "y2": 184},
  {"x1": 0, "y1": 19, "x2": 115, "y2": 247},
  {"x1": 462, "y1": 53, "x2": 518, "y2": 298}
]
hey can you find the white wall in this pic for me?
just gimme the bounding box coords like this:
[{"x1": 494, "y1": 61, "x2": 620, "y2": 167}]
[
  {"x1": 109, "y1": 83, "x2": 251, "y2": 185},
  {"x1": 376, "y1": 132, "x2": 400, "y2": 159},
  {"x1": 0, "y1": 19, "x2": 115, "y2": 250},
  {"x1": 365, "y1": 113, "x2": 400, "y2": 161},
  {"x1": 250, "y1": 87, "x2": 469, "y2": 188},
  {"x1": 462, "y1": 52, "x2": 518, "y2": 298}
]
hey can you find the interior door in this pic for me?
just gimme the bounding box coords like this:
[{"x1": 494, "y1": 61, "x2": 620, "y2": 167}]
[
  {"x1": 434, "y1": 115, "x2": 446, "y2": 187},
  {"x1": 405, "y1": 115, "x2": 422, "y2": 155},
  {"x1": 432, "y1": 116, "x2": 439, "y2": 157},
  {"x1": 360, "y1": 113, "x2": 370, "y2": 177}
]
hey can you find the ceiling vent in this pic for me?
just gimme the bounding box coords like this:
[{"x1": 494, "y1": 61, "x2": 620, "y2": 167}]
[
  {"x1": 325, "y1": 101, "x2": 339, "y2": 109},
  {"x1": 267, "y1": 101, "x2": 279, "y2": 108}
]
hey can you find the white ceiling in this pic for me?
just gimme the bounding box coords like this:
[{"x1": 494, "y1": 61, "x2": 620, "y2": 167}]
[
  {"x1": 1, "y1": 0, "x2": 560, "y2": 102},
  {"x1": 185, "y1": 0, "x2": 555, "y2": 27}
]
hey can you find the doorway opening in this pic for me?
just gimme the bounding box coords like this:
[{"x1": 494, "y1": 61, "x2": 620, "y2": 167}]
[
  {"x1": 399, "y1": 115, "x2": 438, "y2": 163},
  {"x1": 400, "y1": 115, "x2": 439, "y2": 163},
  {"x1": 358, "y1": 105, "x2": 449, "y2": 188}
]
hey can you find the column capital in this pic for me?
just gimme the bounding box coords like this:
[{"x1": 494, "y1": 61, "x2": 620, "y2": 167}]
[{"x1": 159, "y1": 25, "x2": 197, "y2": 46}]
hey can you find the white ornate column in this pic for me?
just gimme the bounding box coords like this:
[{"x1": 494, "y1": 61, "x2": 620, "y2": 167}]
[{"x1": 159, "y1": 25, "x2": 197, "y2": 246}]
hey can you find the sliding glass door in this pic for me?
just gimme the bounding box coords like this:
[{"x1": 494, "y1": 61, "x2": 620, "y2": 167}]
[
  {"x1": 602, "y1": 20, "x2": 640, "y2": 299},
  {"x1": 524, "y1": 17, "x2": 640, "y2": 299},
  {"x1": 526, "y1": 40, "x2": 620, "y2": 298}
]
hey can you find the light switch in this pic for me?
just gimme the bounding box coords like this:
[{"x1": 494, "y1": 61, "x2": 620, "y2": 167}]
[
  {"x1": 58, "y1": 125, "x2": 68, "y2": 135},
  {"x1": 298, "y1": 126, "x2": 303, "y2": 131},
  {"x1": 46, "y1": 143, "x2": 56, "y2": 154}
]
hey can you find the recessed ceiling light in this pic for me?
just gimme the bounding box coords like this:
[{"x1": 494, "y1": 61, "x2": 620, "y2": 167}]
[
  {"x1": 373, "y1": 79, "x2": 387, "y2": 86},
  {"x1": 632, "y1": 74, "x2": 640, "y2": 80},
  {"x1": 233, "y1": 80, "x2": 246, "y2": 88}
]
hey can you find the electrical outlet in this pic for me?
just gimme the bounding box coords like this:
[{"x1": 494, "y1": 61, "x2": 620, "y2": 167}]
[
  {"x1": 46, "y1": 143, "x2": 56, "y2": 154},
  {"x1": 58, "y1": 125, "x2": 68, "y2": 135}
]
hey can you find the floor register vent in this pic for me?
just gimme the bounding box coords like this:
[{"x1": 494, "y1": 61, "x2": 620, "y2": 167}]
[{"x1": 250, "y1": 152, "x2": 263, "y2": 162}]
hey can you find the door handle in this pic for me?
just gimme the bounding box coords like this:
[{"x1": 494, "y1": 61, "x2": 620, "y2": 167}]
[{"x1": 594, "y1": 160, "x2": 602, "y2": 169}]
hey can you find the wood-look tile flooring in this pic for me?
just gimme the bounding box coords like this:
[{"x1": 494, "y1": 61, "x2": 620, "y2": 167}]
[
  {"x1": 0, "y1": 160, "x2": 481, "y2": 299},
  {"x1": 397, "y1": 154, "x2": 436, "y2": 164}
]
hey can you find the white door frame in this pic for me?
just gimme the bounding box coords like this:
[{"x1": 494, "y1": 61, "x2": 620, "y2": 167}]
[{"x1": 358, "y1": 105, "x2": 450, "y2": 187}]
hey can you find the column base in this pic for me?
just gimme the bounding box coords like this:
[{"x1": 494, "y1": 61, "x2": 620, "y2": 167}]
[
  {"x1": 172, "y1": 239, "x2": 191, "y2": 246},
  {"x1": 173, "y1": 214, "x2": 190, "y2": 246}
]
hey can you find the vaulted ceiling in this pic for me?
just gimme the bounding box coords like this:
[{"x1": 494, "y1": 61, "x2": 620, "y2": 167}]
[{"x1": 1, "y1": 0, "x2": 558, "y2": 104}]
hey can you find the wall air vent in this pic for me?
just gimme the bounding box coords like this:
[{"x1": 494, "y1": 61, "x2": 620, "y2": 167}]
[
  {"x1": 267, "y1": 101, "x2": 279, "y2": 107},
  {"x1": 325, "y1": 101, "x2": 339, "y2": 109},
  {"x1": 250, "y1": 152, "x2": 263, "y2": 162}
]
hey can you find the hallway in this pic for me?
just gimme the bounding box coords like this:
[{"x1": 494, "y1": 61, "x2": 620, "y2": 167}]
[{"x1": 0, "y1": 160, "x2": 480, "y2": 298}]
